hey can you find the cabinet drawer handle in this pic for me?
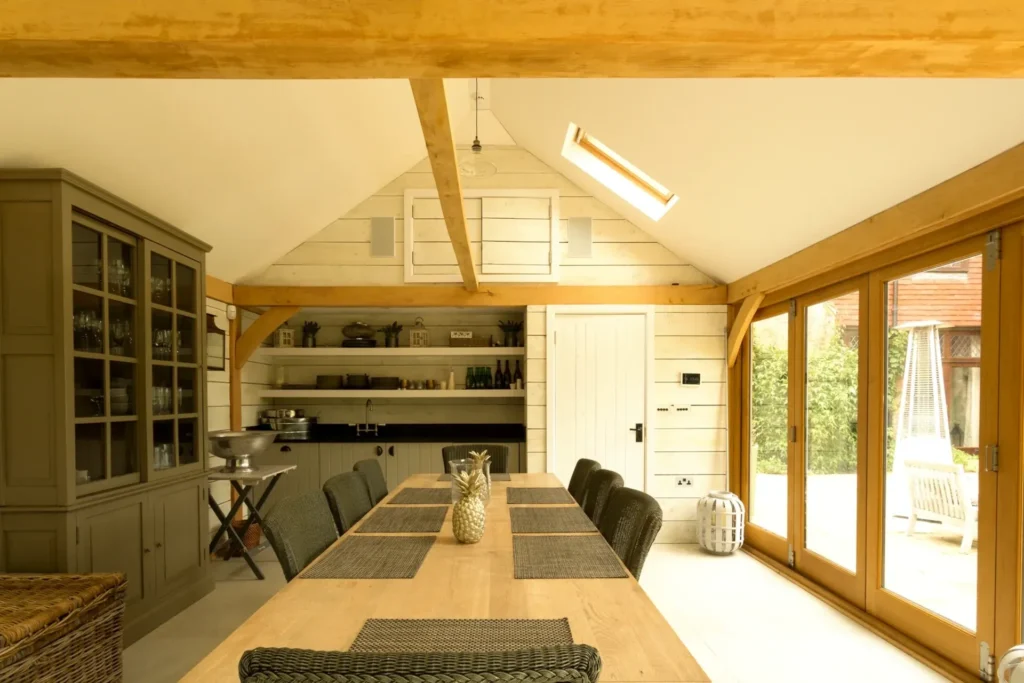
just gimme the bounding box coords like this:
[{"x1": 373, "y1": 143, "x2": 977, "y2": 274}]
[
  {"x1": 155, "y1": 542, "x2": 163, "y2": 549},
  {"x1": 376, "y1": 446, "x2": 383, "y2": 456},
  {"x1": 144, "y1": 548, "x2": 152, "y2": 554},
  {"x1": 281, "y1": 445, "x2": 292, "y2": 453},
  {"x1": 388, "y1": 446, "x2": 394, "y2": 457}
]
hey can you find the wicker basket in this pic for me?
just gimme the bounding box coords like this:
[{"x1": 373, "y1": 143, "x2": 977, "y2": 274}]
[{"x1": 0, "y1": 573, "x2": 126, "y2": 683}]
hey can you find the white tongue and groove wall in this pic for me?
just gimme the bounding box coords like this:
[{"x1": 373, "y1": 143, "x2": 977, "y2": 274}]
[{"x1": 243, "y1": 148, "x2": 727, "y2": 543}]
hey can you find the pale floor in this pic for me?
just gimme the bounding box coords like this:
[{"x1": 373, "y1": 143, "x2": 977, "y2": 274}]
[
  {"x1": 751, "y1": 473, "x2": 978, "y2": 630},
  {"x1": 124, "y1": 545, "x2": 946, "y2": 683}
]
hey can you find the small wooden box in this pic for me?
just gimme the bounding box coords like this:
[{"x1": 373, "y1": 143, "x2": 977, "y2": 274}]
[{"x1": 449, "y1": 331, "x2": 490, "y2": 347}]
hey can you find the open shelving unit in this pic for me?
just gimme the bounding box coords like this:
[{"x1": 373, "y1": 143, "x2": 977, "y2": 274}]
[
  {"x1": 259, "y1": 389, "x2": 525, "y2": 399},
  {"x1": 252, "y1": 346, "x2": 525, "y2": 359}
]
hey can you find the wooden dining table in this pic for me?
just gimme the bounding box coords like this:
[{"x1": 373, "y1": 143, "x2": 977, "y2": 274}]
[{"x1": 182, "y1": 472, "x2": 709, "y2": 682}]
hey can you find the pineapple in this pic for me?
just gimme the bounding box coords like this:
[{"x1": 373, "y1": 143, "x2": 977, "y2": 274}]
[
  {"x1": 452, "y1": 470, "x2": 487, "y2": 544},
  {"x1": 468, "y1": 450, "x2": 492, "y2": 501}
]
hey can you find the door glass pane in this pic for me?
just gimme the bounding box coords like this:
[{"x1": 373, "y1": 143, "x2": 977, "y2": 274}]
[
  {"x1": 109, "y1": 301, "x2": 135, "y2": 357},
  {"x1": 883, "y1": 253, "x2": 981, "y2": 631},
  {"x1": 75, "y1": 423, "x2": 105, "y2": 484},
  {"x1": 72, "y1": 223, "x2": 102, "y2": 290},
  {"x1": 152, "y1": 309, "x2": 173, "y2": 361},
  {"x1": 176, "y1": 314, "x2": 195, "y2": 363},
  {"x1": 177, "y1": 367, "x2": 196, "y2": 413},
  {"x1": 178, "y1": 418, "x2": 198, "y2": 465},
  {"x1": 73, "y1": 291, "x2": 104, "y2": 353},
  {"x1": 110, "y1": 422, "x2": 138, "y2": 477},
  {"x1": 749, "y1": 313, "x2": 789, "y2": 537},
  {"x1": 107, "y1": 237, "x2": 134, "y2": 298},
  {"x1": 175, "y1": 263, "x2": 196, "y2": 313},
  {"x1": 74, "y1": 357, "x2": 105, "y2": 417},
  {"x1": 804, "y1": 292, "x2": 859, "y2": 572},
  {"x1": 153, "y1": 420, "x2": 175, "y2": 470},
  {"x1": 151, "y1": 252, "x2": 172, "y2": 307},
  {"x1": 152, "y1": 365, "x2": 173, "y2": 416},
  {"x1": 110, "y1": 361, "x2": 136, "y2": 417}
]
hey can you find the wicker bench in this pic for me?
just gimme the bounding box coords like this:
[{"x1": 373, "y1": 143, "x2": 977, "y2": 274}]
[
  {"x1": 0, "y1": 573, "x2": 127, "y2": 683},
  {"x1": 238, "y1": 645, "x2": 603, "y2": 683}
]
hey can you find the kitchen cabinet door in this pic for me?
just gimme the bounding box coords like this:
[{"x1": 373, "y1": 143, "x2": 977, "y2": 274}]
[
  {"x1": 77, "y1": 493, "x2": 153, "y2": 620},
  {"x1": 319, "y1": 442, "x2": 383, "y2": 487},
  {"x1": 253, "y1": 443, "x2": 320, "y2": 513},
  {"x1": 449, "y1": 441, "x2": 524, "y2": 472},
  {"x1": 385, "y1": 443, "x2": 448, "y2": 490},
  {"x1": 152, "y1": 477, "x2": 205, "y2": 597}
]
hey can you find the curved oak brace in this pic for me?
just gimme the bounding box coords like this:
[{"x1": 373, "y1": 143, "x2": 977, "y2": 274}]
[
  {"x1": 727, "y1": 293, "x2": 764, "y2": 368},
  {"x1": 234, "y1": 306, "x2": 300, "y2": 370}
]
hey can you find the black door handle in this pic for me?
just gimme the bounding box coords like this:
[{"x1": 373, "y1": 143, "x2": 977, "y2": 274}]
[
  {"x1": 388, "y1": 446, "x2": 395, "y2": 456},
  {"x1": 629, "y1": 423, "x2": 644, "y2": 443},
  {"x1": 281, "y1": 445, "x2": 292, "y2": 453},
  {"x1": 376, "y1": 445, "x2": 383, "y2": 456}
]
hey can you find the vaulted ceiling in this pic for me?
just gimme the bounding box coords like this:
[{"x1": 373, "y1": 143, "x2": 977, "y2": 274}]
[{"x1": 2, "y1": 78, "x2": 1024, "y2": 283}]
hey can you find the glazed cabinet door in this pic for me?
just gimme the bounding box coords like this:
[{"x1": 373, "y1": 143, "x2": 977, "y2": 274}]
[
  {"x1": 76, "y1": 493, "x2": 153, "y2": 620},
  {"x1": 152, "y1": 477, "x2": 206, "y2": 597}
]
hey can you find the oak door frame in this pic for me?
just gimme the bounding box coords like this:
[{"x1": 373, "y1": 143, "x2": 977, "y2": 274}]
[{"x1": 544, "y1": 305, "x2": 655, "y2": 492}]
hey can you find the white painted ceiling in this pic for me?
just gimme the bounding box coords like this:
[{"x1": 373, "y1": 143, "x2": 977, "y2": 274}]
[{"x1": 2, "y1": 78, "x2": 1024, "y2": 283}]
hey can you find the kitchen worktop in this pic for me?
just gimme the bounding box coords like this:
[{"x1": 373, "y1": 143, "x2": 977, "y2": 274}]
[{"x1": 249, "y1": 423, "x2": 526, "y2": 444}]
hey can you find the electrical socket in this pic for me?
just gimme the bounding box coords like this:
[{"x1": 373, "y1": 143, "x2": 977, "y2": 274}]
[{"x1": 676, "y1": 477, "x2": 693, "y2": 487}]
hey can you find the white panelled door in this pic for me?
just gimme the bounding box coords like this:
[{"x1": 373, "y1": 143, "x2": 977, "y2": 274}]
[{"x1": 552, "y1": 314, "x2": 646, "y2": 490}]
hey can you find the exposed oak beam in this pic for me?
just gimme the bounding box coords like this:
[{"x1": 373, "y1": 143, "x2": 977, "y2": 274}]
[
  {"x1": 4, "y1": 2, "x2": 1024, "y2": 78},
  {"x1": 205, "y1": 274, "x2": 233, "y2": 304},
  {"x1": 728, "y1": 142, "x2": 1024, "y2": 302},
  {"x1": 726, "y1": 293, "x2": 765, "y2": 368},
  {"x1": 229, "y1": 315, "x2": 241, "y2": 431},
  {"x1": 234, "y1": 306, "x2": 300, "y2": 368},
  {"x1": 232, "y1": 284, "x2": 727, "y2": 308},
  {"x1": 409, "y1": 79, "x2": 478, "y2": 292}
]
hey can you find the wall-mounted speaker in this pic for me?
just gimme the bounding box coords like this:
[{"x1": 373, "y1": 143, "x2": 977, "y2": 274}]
[
  {"x1": 567, "y1": 217, "x2": 592, "y2": 258},
  {"x1": 370, "y1": 217, "x2": 396, "y2": 258}
]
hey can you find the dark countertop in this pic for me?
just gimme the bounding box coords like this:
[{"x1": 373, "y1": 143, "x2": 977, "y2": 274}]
[{"x1": 249, "y1": 423, "x2": 526, "y2": 444}]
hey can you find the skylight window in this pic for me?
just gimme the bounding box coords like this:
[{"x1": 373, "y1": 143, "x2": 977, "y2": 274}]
[{"x1": 561, "y1": 123, "x2": 678, "y2": 221}]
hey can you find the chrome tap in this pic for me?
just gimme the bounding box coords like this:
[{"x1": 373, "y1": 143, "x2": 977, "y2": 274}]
[{"x1": 356, "y1": 399, "x2": 378, "y2": 437}]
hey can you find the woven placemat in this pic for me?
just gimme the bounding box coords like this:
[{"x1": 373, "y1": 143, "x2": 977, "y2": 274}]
[
  {"x1": 388, "y1": 488, "x2": 453, "y2": 505},
  {"x1": 513, "y1": 535, "x2": 628, "y2": 579},
  {"x1": 506, "y1": 487, "x2": 575, "y2": 505},
  {"x1": 510, "y1": 507, "x2": 597, "y2": 534},
  {"x1": 356, "y1": 507, "x2": 448, "y2": 533},
  {"x1": 437, "y1": 473, "x2": 511, "y2": 482},
  {"x1": 349, "y1": 618, "x2": 573, "y2": 652},
  {"x1": 301, "y1": 536, "x2": 435, "y2": 579}
]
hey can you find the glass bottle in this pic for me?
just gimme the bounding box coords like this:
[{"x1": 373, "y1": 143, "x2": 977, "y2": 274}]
[
  {"x1": 484, "y1": 366, "x2": 493, "y2": 389},
  {"x1": 504, "y1": 360, "x2": 512, "y2": 388},
  {"x1": 466, "y1": 366, "x2": 475, "y2": 389},
  {"x1": 513, "y1": 360, "x2": 523, "y2": 389},
  {"x1": 495, "y1": 359, "x2": 505, "y2": 389}
]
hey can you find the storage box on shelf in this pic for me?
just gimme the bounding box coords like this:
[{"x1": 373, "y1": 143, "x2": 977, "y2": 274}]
[{"x1": 0, "y1": 169, "x2": 213, "y2": 645}]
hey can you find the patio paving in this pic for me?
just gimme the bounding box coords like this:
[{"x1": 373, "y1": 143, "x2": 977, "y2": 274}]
[{"x1": 750, "y1": 473, "x2": 977, "y2": 631}]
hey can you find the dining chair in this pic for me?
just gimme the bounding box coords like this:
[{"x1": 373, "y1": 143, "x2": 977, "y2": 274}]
[
  {"x1": 238, "y1": 645, "x2": 603, "y2": 683},
  {"x1": 353, "y1": 459, "x2": 389, "y2": 505},
  {"x1": 567, "y1": 458, "x2": 601, "y2": 504},
  {"x1": 322, "y1": 471, "x2": 374, "y2": 534},
  {"x1": 262, "y1": 491, "x2": 338, "y2": 582},
  {"x1": 598, "y1": 487, "x2": 663, "y2": 580},
  {"x1": 579, "y1": 469, "x2": 624, "y2": 527},
  {"x1": 441, "y1": 444, "x2": 509, "y2": 474}
]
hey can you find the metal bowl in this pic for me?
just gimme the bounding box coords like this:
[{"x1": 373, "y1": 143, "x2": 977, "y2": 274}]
[{"x1": 207, "y1": 430, "x2": 280, "y2": 473}]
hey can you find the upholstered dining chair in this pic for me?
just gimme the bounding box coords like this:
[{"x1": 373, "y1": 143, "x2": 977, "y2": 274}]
[
  {"x1": 567, "y1": 458, "x2": 601, "y2": 504},
  {"x1": 262, "y1": 491, "x2": 338, "y2": 582},
  {"x1": 322, "y1": 472, "x2": 374, "y2": 534},
  {"x1": 238, "y1": 645, "x2": 603, "y2": 683},
  {"x1": 579, "y1": 469, "x2": 624, "y2": 527},
  {"x1": 353, "y1": 459, "x2": 389, "y2": 505},
  {"x1": 441, "y1": 444, "x2": 509, "y2": 474},
  {"x1": 598, "y1": 487, "x2": 663, "y2": 580}
]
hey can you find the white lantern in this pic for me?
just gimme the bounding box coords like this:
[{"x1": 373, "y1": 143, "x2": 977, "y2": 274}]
[
  {"x1": 696, "y1": 491, "x2": 745, "y2": 555},
  {"x1": 998, "y1": 645, "x2": 1024, "y2": 683},
  {"x1": 274, "y1": 326, "x2": 295, "y2": 348},
  {"x1": 409, "y1": 317, "x2": 430, "y2": 348}
]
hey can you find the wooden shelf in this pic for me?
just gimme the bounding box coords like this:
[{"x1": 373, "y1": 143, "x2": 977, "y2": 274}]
[
  {"x1": 253, "y1": 346, "x2": 526, "y2": 360},
  {"x1": 260, "y1": 389, "x2": 525, "y2": 399}
]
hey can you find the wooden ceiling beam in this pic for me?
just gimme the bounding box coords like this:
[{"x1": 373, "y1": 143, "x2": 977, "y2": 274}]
[
  {"x1": 235, "y1": 306, "x2": 300, "y2": 368},
  {"x1": 728, "y1": 142, "x2": 1024, "y2": 303},
  {"x1": 409, "y1": 78, "x2": 478, "y2": 292},
  {"x1": 205, "y1": 274, "x2": 234, "y2": 304},
  {"x1": 4, "y1": 2, "x2": 1024, "y2": 78},
  {"x1": 232, "y1": 284, "x2": 726, "y2": 308}
]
